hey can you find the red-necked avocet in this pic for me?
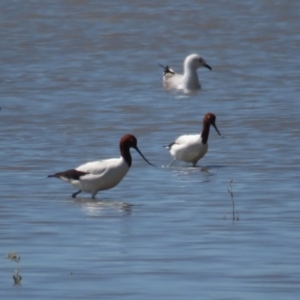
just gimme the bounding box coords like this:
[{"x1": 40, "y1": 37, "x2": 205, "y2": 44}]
[
  {"x1": 164, "y1": 113, "x2": 222, "y2": 167},
  {"x1": 48, "y1": 134, "x2": 155, "y2": 198}
]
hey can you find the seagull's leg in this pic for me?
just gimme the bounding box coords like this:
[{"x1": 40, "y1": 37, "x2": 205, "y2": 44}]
[
  {"x1": 168, "y1": 159, "x2": 176, "y2": 167},
  {"x1": 91, "y1": 191, "x2": 97, "y2": 199},
  {"x1": 72, "y1": 190, "x2": 82, "y2": 198}
]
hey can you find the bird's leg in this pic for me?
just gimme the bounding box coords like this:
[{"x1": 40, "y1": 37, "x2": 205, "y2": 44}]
[
  {"x1": 72, "y1": 190, "x2": 82, "y2": 198},
  {"x1": 91, "y1": 191, "x2": 97, "y2": 199},
  {"x1": 168, "y1": 159, "x2": 176, "y2": 167}
]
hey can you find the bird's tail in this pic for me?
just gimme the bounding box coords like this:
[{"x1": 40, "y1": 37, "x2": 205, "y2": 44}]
[
  {"x1": 163, "y1": 142, "x2": 175, "y2": 150},
  {"x1": 158, "y1": 63, "x2": 175, "y2": 76}
]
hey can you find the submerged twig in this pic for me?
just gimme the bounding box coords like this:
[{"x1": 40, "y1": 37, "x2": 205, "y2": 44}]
[{"x1": 227, "y1": 180, "x2": 239, "y2": 221}]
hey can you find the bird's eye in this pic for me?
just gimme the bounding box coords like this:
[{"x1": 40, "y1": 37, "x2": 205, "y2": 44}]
[{"x1": 199, "y1": 58, "x2": 203, "y2": 63}]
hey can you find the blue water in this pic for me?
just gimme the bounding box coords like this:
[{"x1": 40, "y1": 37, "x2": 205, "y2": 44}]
[{"x1": 1, "y1": 1, "x2": 300, "y2": 299}]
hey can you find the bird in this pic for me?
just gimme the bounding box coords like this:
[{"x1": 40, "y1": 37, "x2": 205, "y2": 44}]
[
  {"x1": 164, "y1": 113, "x2": 222, "y2": 167},
  {"x1": 159, "y1": 53, "x2": 212, "y2": 91},
  {"x1": 48, "y1": 134, "x2": 155, "y2": 199}
]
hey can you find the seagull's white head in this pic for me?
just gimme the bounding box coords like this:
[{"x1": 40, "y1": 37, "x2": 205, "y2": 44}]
[{"x1": 184, "y1": 54, "x2": 212, "y2": 71}]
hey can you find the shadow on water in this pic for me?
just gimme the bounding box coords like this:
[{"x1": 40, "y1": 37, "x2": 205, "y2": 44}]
[{"x1": 71, "y1": 197, "x2": 133, "y2": 217}]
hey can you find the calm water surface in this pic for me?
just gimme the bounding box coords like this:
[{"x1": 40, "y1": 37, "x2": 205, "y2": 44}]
[{"x1": 1, "y1": 1, "x2": 300, "y2": 299}]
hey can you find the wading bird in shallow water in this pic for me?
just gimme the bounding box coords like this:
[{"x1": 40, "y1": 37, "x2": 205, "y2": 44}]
[
  {"x1": 159, "y1": 53, "x2": 212, "y2": 91},
  {"x1": 48, "y1": 134, "x2": 155, "y2": 199},
  {"x1": 164, "y1": 113, "x2": 222, "y2": 167}
]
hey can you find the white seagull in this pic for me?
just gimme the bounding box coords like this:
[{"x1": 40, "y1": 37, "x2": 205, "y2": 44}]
[
  {"x1": 164, "y1": 113, "x2": 222, "y2": 167},
  {"x1": 48, "y1": 134, "x2": 155, "y2": 199},
  {"x1": 159, "y1": 53, "x2": 212, "y2": 91}
]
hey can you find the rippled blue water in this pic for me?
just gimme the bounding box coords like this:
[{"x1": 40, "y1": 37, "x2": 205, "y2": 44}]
[{"x1": 1, "y1": 1, "x2": 300, "y2": 299}]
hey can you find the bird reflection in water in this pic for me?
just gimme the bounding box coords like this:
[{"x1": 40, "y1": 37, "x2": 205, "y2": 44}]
[{"x1": 72, "y1": 197, "x2": 133, "y2": 217}]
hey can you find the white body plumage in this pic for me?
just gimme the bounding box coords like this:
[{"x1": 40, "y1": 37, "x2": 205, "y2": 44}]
[
  {"x1": 66, "y1": 158, "x2": 130, "y2": 198},
  {"x1": 168, "y1": 134, "x2": 208, "y2": 166}
]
